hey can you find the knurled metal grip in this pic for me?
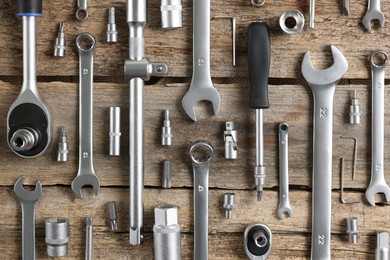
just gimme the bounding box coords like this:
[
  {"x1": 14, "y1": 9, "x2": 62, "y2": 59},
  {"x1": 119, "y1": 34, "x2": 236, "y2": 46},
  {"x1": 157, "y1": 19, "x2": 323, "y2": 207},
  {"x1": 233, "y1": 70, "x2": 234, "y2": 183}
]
[
  {"x1": 17, "y1": 0, "x2": 42, "y2": 16},
  {"x1": 124, "y1": 58, "x2": 168, "y2": 81}
]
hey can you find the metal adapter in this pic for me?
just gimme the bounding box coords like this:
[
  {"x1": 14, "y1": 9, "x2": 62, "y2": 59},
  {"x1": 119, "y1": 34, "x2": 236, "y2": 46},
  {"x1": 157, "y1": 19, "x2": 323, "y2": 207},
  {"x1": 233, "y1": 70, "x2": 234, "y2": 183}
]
[
  {"x1": 349, "y1": 89, "x2": 361, "y2": 124},
  {"x1": 161, "y1": 0, "x2": 182, "y2": 29},
  {"x1": 54, "y1": 22, "x2": 66, "y2": 57},
  {"x1": 346, "y1": 217, "x2": 358, "y2": 243},
  {"x1": 376, "y1": 231, "x2": 389, "y2": 260},
  {"x1": 109, "y1": 107, "x2": 121, "y2": 156},
  {"x1": 224, "y1": 122, "x2": 238, "y2": 159},
  {"x1": 107, "y1": 7, "x2": 118, "y2": 43},
  {"x1": 244, "y1": 223, "x2": 272, "y2": 259},
  {"x1": 223, "y1": 193, "x2": 235, "y2": 219},
  {"x1": 57, "y1": 126, "x2": 69, "y2": 162},
  {"x1": 153, "y1": 205, "x2": 181, "y2": 260},
  {"x1": 45, "y1": 217, "x2": 69, "y2": 257},
  {"x1": 162, "y1": 110, "x2": 172, "y2": 146}
]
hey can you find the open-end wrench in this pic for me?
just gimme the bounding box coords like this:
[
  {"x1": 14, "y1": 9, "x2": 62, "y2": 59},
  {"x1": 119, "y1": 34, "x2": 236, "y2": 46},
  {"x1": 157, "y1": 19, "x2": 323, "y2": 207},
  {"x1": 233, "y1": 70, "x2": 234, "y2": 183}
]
[
  {"x1": 76, "y1": 0, "x2": 88, "y2": 20},
  {"x1": 14, "y1": 176, "x2": 42, "y2": 260},
  {"x1": 182, "y1": 0, "x2": 221, "y2": 121},
  {"x1": 365, "y1": 51, "x2": 390, "y2": 206},
  {"x1": 190, "y1": 141, "x2": 215, "y2": 260},
  {"x1": 363, "y1": 0, "x2": 384, "y2": 31},
  {"x1": 301, "y1": 45, "x2": 348, "y2": 260},
  {"x1": 71, "y1": 33, "x2": 100, "y2": 199},
  {"x1": 8, "y1": 0, "x2": 53, "y2": 158},
  {"x1": 278, "y1": 122, "x2": 292, "y2": 219}
]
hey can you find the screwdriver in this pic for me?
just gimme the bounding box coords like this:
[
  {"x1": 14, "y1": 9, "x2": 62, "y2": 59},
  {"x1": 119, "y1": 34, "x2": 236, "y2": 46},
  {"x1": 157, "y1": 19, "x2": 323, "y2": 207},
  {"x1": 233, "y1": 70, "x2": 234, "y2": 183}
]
[{"x1": 247, "y1": 22, "x2": 271, "y2": 201}]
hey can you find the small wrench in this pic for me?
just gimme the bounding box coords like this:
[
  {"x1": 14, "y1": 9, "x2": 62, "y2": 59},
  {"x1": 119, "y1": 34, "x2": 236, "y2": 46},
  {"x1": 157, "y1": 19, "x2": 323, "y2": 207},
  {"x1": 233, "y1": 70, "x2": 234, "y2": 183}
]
[
  {"x1": 14, "y1": 176, "x2": 42, "y2": 260},
  {"x1": 301, "y1": 45, "x2": 348, "y2": 260},
  {"x1": 182, "y1": 0, "x2": 221, "y2": 121},
  {"x1": 363, "y1": 0, "x2": 384, "y2": 30},
  {"x1": 76, "y1": 0, "x2": 88, "y2": 20},
  {"x1": 71, "y1": 33, "x2": 100, "y2": 199},
  {"x1": 278, "y1": 122, "x2": 292, "y2": 219},
  {"x1": 190, "y1": 141, "x2": 215, "y2": 260},
  {"x1": 365, "y1": 51, "x2": 390, "y2": 206}
]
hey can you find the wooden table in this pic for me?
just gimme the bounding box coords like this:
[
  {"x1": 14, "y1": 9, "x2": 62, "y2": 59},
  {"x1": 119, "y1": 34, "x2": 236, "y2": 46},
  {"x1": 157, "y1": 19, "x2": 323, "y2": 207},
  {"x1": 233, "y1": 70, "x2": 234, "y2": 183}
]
[{"x1": 0, "y1": 0, "x2": 388, "y2": 259}]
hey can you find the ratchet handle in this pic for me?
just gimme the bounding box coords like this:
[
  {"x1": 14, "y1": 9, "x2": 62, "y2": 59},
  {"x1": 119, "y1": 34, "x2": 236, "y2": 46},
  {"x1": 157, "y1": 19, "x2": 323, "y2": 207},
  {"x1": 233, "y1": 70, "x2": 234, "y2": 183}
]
[
  {"x1": 248, "y1": 22, "x2": 271, "y2": 109},
  {"x1": 17, "y1": 0, "x2": 42, "y2": 16}
]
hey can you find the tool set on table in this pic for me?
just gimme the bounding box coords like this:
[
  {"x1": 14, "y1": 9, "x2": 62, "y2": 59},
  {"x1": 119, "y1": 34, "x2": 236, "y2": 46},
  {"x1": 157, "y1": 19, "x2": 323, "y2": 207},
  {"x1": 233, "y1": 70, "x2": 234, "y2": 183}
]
[{"x1": 6, "y1": 0, "x2": 390, "y2": 259}]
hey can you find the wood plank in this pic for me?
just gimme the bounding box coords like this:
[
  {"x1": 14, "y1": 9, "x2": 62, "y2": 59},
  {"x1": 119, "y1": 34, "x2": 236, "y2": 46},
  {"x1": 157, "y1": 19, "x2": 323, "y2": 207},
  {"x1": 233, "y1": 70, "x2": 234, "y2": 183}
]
[
  {"x1": 0, "y1": 186, "x2": 381, "y2": 259},
  {"x1": 0, "y1": 0, "x2": 385, "y2": 78},
  {"x1": 0, "y1": 81, "x2": 380, "y2": 191}
]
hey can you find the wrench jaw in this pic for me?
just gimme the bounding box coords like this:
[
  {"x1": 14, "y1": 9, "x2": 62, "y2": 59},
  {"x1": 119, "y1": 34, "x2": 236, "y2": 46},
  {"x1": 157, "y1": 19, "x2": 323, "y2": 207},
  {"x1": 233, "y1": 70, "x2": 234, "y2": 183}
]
[
  {"x1": 14, "y1": 176, "x2": 42, "y2": 202},
  {"x1": 71, "y1": 174, "x2": 100, "y2": 199},
  {"x1": 363, "y1": 13, "x2": 385, "y2": 31},
  {"x1": 365, "y1": 185, "x2": 390, "y2": 206},
  {"x1": 181, "y1": 87, "x2": 221, "y2": 121}
]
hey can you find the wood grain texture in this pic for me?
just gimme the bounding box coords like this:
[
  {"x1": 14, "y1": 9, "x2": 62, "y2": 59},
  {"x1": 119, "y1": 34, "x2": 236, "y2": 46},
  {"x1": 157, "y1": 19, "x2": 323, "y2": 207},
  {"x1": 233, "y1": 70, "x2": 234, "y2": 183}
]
[{"x1": 0, "y1": 0, "x2": 386, "y2": 78}]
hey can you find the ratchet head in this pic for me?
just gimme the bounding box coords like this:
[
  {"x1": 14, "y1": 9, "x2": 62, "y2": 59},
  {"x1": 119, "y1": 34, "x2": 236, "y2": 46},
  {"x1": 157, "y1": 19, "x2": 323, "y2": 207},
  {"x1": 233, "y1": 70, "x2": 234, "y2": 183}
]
[
  {"x1": 363, "y1": 11, "x2": 385, "y2": 31},
  {"x1": 71, "y1": 174, "x2": 100, "y2": 199},
  {"x1": 14, "y1": 176, "x2": 42, "y2": 202},
  {"x1": 182, "y1": 86, "x2": 221, "y2": 121},
  {"x1": 365, "y1": 183, "x2": 390, "y2": 206},
  {"x1": 301, "y1": 45, "x2": 348, "y2": 88}
]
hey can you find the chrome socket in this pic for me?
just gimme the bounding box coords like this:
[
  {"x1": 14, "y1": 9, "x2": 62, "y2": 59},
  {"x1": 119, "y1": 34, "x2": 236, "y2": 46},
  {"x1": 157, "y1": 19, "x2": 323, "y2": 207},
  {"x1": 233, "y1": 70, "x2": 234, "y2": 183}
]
[
  {"x1": 161, "y1": 0, "x2": 182, "y2": 29},
  {"x1": 109, "y1": 107, "x2": 121, "y2": 156},
  {"x1": 279, "y1": 10, "x2": 304, "y2": 34},
  {"x1": 346, "y1": 217, "x2": 358, "y2": 244},
  {"x1": 45, "y1": 217, "x2": 69, "y2": 257}
]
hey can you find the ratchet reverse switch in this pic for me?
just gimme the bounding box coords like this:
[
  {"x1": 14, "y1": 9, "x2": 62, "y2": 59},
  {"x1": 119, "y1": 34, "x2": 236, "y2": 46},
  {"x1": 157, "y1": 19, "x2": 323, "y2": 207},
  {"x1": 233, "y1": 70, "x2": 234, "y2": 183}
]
[
  {"x1": 8, "y1": 0, "x2": 52, "y2": 158},
  {"x1": 247, "y1": 22, "x2": 271, "y2": 201}
]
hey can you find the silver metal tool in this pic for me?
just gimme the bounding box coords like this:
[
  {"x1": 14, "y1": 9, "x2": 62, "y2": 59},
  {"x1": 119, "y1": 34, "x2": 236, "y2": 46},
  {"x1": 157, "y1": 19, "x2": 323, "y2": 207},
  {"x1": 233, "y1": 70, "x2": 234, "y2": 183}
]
[
  {"x1": 161, "y1": 0, "x2": 182, "y2": 29},
  {"x1": 366, "y1": 51, "x2": 390, "y2": 206},
  {"x1": 213, "y1": 16, "x2": 236, "y2": 66},
  {"x1": 244, "y1": 223, "x2": 272, "y2": 259},
  {"x1": 71, "y1": 33, "x2": 100, "y2": 199},
  {"x1": 346, "y1": 217, "x2": 358, "y2": 244},
  {"x1": 153, "y1": 205, "x2": 182, "y2": 260},
  {"x1": 85, "y1": 217, "x2": 93, "y2": 260},
  {"x1": 162, "y1": 160, "x2": 172, "y2": 188},
  {"x1": 363, "y1": 0, "x2": 384, "y2": 30},
  {"x1": 107, "y1": 7, "x2": 118, "y2": 43},
  {"x1": 57, "y1": 126, "x2": 69, "y2": 162},
  {"x1": 124, "y1": 0, "x2": 168, "y2": 245},
  {"x1": 340, "y1": 158, "x2": 359, "y2": 204},
  {"x1": 14, "y1": 176, "x2": 42, "y2": 260},
  {"x1": 343, "y1": 0, "x2": 350, "y2": 16},
  {"x1": 310, "y1": 0, "x2": 315, "y2": 28},
  {"x1": 162, "y1": 110, "x2": 172, "y2": 146},
  {"x1": 54, "y1": 22, "x2": 66, "y2": 57},
  {"x1": 301, "y1": 45, "x2": 348, "y2": 260},
  {"x1": 45, "y1": 217, "x2": 69, "y2": 257},
  {"x1": 223, "y1": 193, "x2": 235, "y2": 219},
  {"x1": 349, "y1": 90, "x2": 361, "y2": 124},
  {"x1": 8, "y1": 1, "x2": 53, "y2": 158},
  {"x1": 190, "y1": 141, "x2": 215, "y2": 260},
  {"x1": 377, "y1": 232, "x2": 390, "y2": 260},
  {"x1": 279, "y1": 10, "x2": 304, "y2": 34},
  {"x1": 278, "y1": 122, "x2": 292, "y2": 219},
  {"x1": 109, "y1": 107, "x2": 121, "y2": 156},
  {"x1": 248, "y1": 22, "x2": 271, "y2": 201},
  {"x1": 76, "y1": 0, "x2": 88, "y2": 20},
  {"x1": 107, "y1": 202, "x2": 118, "y2": 231},
  {"x1": 224, "y1": 121, "x2": 238, "y2": 159},
  {"x1": 340, "y1": 136, "x2": 357, "y2": 180},
  {"x1": 182, "y1": 0, "x2": 221, "y2": 121},
  {"x1": 250, "y1": 0, "x2": 266, "y2": 7}
]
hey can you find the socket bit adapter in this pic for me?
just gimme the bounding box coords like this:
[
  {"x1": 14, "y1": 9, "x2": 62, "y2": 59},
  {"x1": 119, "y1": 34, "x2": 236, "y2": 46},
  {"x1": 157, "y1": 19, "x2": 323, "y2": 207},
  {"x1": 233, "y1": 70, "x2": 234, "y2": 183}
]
[{"x1": 8, "y1": 0, "x2": 52, "y2": 158}]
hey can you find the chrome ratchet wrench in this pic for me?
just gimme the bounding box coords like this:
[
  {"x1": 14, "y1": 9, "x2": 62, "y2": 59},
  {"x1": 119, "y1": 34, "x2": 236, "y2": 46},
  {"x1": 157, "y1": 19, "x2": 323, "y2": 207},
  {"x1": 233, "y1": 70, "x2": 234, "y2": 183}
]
[
  {"x1": 8, "y1": 0, "x2": 53, "y2": 158},
  {"x1": 71, "y1": 33, "x2": 100, "y2": 199},
  {"x1": 190, "y1": 141, "x2": 215, "y2": 260},
  {"x1": 278, "y1": 122, "x2": 292, "y2": 219},
  {"x1": 365, "y1": 51, "x2": 390, "y2": 206}
]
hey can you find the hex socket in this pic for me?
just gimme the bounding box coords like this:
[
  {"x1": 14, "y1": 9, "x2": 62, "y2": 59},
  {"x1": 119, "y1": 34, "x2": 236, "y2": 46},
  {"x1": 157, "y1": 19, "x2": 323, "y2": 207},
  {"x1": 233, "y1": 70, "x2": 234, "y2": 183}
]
[{"x1": 45, "y1": 217, "x2": 69, "y2": 257}]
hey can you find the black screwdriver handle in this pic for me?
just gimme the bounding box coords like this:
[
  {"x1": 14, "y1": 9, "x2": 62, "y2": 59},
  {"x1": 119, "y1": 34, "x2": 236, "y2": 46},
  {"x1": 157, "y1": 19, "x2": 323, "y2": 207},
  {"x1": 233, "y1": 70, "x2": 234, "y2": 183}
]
[
  {"x1": 248, "y1": 22, "x2": 271, "y2": 109},
  {"x1": 17, "y1": 0, "x2": 42, "y2": 16}
]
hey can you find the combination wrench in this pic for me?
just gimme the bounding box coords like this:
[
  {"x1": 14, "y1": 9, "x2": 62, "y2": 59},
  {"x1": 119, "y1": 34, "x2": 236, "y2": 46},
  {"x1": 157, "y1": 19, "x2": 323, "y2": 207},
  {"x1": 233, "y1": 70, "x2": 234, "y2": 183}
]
[
  {"x1": 182, "y1": 0, "x2": 221, "y2": 121},
  {"x1": 71, "y1": 33, "x2": 100, "y2": 199},
  {"x1": 14, "y1": 176, "x2": 42, "y2": 260},
  {"x1": 76, "y1": 0, "x2": 88, "y2": 20},
  {"x1": 190, "y1": 141, "x2": 215, "y2": 260},
  {"x1": 363, "y1": 0, "x2": 384, "y2": 31},
  {"x1": 8, "y1": 0, "x2": 52, "y2": 158},
  {"x1": 365, "y1": 51, "x2": 390, "y2": 206},
  {"x1": 301, "y1": 45, "x2": 348, "y2": 260},
  {"x1": 278, "y1": 122, "x2": 292, "y2": 219}
]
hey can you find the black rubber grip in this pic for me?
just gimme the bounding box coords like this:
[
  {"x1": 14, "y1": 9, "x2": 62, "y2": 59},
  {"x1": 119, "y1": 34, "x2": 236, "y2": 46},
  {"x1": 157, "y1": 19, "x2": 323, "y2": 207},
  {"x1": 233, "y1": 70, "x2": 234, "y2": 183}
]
[
  {"x1": 247, "y1": 22, "x2": 271, "y2": 109},
  {"x1": 17, "y1": 0, "x2": 42, "y2": 16}
]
